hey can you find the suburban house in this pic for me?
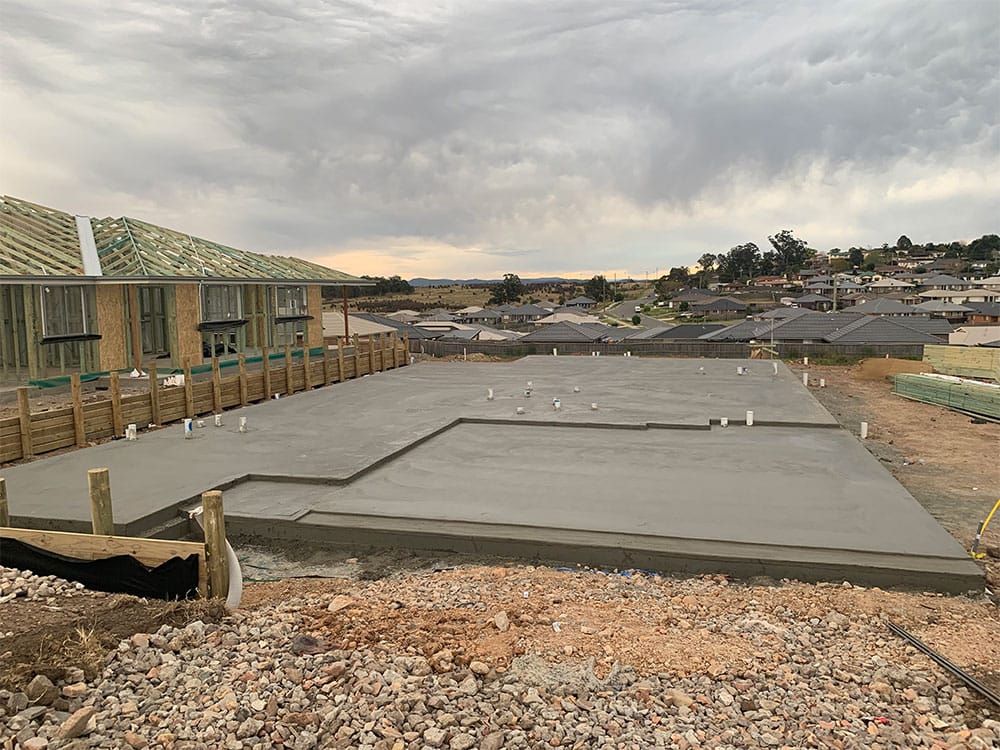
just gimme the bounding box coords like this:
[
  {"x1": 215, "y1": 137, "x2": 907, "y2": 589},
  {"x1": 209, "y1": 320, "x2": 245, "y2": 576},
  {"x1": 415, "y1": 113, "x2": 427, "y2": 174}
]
[
  {"x1": 867, "y1": 277, "x2": 915, "y2": 294},
  {"x1": 964, "y1": 302, "x2": 1000, "y2": 324},
  {"x1": 794, "y1": 293, "x2": 833, "y2": 311},
  {"x1": 0, "y1": 195, "x2": 369, "y2": 383},
  {"x1": 847, "y1": 298, "x2": 916, "y2": 316},
  {"x1": 689, "y1": 297, "x2": 747, "y2": 318},
  {"x1": 564, "y1": 295, "x2": 598, "y2": 309}
]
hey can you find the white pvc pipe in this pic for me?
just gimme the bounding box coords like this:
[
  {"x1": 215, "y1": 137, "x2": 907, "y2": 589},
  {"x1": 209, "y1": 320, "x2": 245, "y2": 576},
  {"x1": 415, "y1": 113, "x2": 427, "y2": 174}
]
[
  {"x1": 860, "y1": 421, "x2": 869, "y2": 439},
  {"x1": 189, "y1": 508, "x2": 243, "y2": 609},
  {"x1": 720, "y1": 417, "x2": 728, "y2": 427},
  {"x1": 804, "y1": 356, "x2": 809, "y2": 366},
  {"x1": 239, "y1": 417, "x2": 248, "y2": 433},
  {"x1": 802, "y1": 372, "x2": 809, "y2": 386},
  {"x1": 183, "y1": 419, "x2": 193, "y2": 438},
  {"x1": 746, "y1": 410, "x2": 754, "y2": 426},
  {"x1": 487, "y1": 388, "x2": 494, "y2": 400},
  {"x1": 552, "y1": 348, "x2": 558, "y2": 356},
  {"x1": 214, "y1": 414, "x2": 222, "y2": 427},
  {"x1": 820, "y1": 378, "x2": 826, "y2": 388}
]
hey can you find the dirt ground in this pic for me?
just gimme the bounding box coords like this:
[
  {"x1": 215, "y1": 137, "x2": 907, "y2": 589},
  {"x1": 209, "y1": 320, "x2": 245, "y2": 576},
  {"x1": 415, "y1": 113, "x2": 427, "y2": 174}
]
[
  {"x1": 791, "y1": 360, "x2": 1000, "y2": 588},
  {"x1": 0, "y1": 594, "x2": 225, "y2": 690}
]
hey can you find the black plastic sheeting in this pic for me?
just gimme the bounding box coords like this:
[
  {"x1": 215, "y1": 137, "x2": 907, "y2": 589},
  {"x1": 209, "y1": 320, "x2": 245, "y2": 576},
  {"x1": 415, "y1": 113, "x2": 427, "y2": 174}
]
[{"x1": 0, "y1": 537, "x2": 200, "y2": 600}]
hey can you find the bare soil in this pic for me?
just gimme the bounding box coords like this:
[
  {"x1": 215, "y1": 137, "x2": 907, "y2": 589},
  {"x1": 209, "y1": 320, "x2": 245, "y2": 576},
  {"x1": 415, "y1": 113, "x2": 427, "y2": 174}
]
[{"x1": 0, "y1": 594, "x2": 225, "y2": 690}]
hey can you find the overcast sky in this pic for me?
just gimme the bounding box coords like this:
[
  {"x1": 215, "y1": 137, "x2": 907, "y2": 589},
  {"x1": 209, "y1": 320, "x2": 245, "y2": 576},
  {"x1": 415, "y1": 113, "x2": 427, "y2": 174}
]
[{"x1": 1, "y1": 1, "x2": 997, "y2": 279}]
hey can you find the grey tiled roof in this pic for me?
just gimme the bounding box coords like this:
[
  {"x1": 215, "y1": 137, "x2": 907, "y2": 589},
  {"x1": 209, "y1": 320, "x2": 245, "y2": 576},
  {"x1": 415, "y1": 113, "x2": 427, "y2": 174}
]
[
  {"x1": 964, "y1": 301, "x2": 1000, "y2": 316},
  {"x1": 848, "y1": 298, "x2": 914, "y2": 314},
  {"x1": 824, "y1": 316, "x2": 942, "y2": 344},
  {"x1": 891, "y1": 316, "x2": 954, "y2": 336},
  {"x1": 761, "y1": 312, "x2": 865, "y2": 341},
  {"x1": 653, "y1": 323, "x2": 726, "y2": 339},
  {"x1": 690, "y1": 297, "x2": 747, "y2": 311},
  {"x1": 519, "y1": 321, "x2": 610, "y2": 342}
]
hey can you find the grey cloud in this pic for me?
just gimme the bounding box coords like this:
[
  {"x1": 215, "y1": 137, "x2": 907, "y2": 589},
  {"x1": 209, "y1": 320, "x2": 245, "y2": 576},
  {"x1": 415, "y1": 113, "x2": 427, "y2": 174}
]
[{"x1": 1, "y1": 0, "x2": 996, "y2": 271}]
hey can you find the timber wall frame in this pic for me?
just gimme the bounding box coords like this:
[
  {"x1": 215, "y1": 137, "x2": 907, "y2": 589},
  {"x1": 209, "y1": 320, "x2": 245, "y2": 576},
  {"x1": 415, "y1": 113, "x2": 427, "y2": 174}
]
[{"x1": 1, "y1": 334, "x2": 409, "y2": 464}]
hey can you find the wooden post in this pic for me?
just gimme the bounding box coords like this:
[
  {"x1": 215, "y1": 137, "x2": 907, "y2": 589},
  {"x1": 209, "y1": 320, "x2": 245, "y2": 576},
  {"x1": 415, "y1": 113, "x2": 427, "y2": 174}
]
[
  {"x1": 403, "y1": 334, "x2": 410, "y2": 364},
  {"x1": 262, "y1": 346, "x2": 272, "y2": 399},
  {"x1": 381, "y1": 333, "x2": 389, "y2": 372},
  {"x1": 201, "y1": 490, "x2": 228, "y2": 600},
  {"x1": 183, "y1": 359, "x2": 194, "y2": 418},
  {"x1": 336, "y1": 337, "x2": 345, "y2": 382},
  {"x1": 71, "y1": 373, "x2": 86, "y2": 448},
  {"x1": 322, "y1": 345, "x2": 331, "y2": 385},
  {"x1": 303, "y1": 345, "x2": 312, "y2": 390},
  {"x1": 17, "y1": 387, "x2": 32, "y2": 459},
  {"x1": 368, "y1": 334, "x2": 376, "y2": 375},
  {"x1": 211, "y1": 357, "x2": 222, "y2": 413},
  {"x1": 353, "y1": 334, "x2": 361, "y2": 376},
  {"x1": 147, "y1": 363, "x2": 160, "y2": 426},
  {"x1": 391, "y1": 332, "x2": 399, "y2": 368},
  {"x1": 0, "y1": 478, "x2": 8, "y2": 527},
  {"x1": 88, "y1": 468, "x2": 114, "y2": 536},
  {"x1": 284, "y1": 345, "x2": 294, "y2": 394},
  {"x1": 238, "y1": 353, "x2": 248, "y2": 406},
  {"x1": 109, "y1": 371, "x2": 124, "y2": 437}
]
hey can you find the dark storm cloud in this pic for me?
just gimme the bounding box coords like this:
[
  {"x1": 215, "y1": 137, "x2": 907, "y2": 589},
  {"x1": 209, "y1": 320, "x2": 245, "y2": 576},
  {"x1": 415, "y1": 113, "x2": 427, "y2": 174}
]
[{"x1": 1, "y1": 0, "x2": 996, "y2": 272}]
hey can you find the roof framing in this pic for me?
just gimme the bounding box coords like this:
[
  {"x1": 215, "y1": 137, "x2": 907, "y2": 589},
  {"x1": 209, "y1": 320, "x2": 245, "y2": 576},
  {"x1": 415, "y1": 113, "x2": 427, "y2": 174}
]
[{"x1": 1, "y1": 195, "x2": 370, "y2": 285}]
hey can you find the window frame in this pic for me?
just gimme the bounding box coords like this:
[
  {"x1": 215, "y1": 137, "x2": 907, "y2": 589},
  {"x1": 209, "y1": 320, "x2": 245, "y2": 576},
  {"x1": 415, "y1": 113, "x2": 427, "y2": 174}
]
[{"x1": 40, "y1": 284, "x2": 89, "y2": 338}]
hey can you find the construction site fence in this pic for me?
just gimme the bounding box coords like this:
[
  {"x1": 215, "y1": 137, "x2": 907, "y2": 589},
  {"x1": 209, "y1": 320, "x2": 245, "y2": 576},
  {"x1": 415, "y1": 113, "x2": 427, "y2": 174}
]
[
  {"x1": 2, "y1": 335, "x2": 409, "y2": 465},
  {"x1": 414, "y1": 339, "x2": 926, "y2": 360}
]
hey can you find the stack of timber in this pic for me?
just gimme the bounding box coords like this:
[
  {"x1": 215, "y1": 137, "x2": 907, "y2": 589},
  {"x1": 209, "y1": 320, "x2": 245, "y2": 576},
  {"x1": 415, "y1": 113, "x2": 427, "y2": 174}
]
[
  {"x1": 923, "y1": 344, "x2": 1000, "y2": 382},
  {"x1": 893, "y1": 373, "x2": 1000, "y2": 421}
]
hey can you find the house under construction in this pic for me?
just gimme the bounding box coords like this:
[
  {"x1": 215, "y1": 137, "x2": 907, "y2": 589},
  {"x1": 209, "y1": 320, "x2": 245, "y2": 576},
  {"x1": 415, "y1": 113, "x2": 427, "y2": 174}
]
[{"x1": 0, "y1": 196, "x2": 370, "y2": 383}]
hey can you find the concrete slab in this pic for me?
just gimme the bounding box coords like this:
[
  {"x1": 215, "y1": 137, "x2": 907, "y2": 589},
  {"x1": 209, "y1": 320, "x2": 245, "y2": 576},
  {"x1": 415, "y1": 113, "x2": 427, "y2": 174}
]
[{"x1": 0, "y1": 357, "x2": 982, "y2": 591}]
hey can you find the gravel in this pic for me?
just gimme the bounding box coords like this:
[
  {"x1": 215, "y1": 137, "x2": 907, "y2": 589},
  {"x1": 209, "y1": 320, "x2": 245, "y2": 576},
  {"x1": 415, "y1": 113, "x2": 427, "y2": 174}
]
[{"x1": 1, "y1": 564, "x2": 997, "y2": 749}]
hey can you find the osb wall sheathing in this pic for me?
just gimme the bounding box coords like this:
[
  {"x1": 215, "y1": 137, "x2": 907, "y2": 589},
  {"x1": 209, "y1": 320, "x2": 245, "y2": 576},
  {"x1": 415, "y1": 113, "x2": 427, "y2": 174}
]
[
  {"x1": 96, "y1": 285, "x2": 129, "y2": 371},
  {"x1": 173, "y1": 283, "x2": 203, "y2": 367},
  {"x1": 307, "y1": 285, "x2": 324, "y2": 348}
]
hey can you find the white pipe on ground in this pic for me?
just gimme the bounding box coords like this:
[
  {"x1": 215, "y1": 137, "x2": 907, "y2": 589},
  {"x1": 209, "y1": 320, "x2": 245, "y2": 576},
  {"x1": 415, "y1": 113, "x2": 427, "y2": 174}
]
[
  {"x1": 746, "y1": 410, "x2": 754, "y2": 426},
  {"x1": 860, "y1": 421, "x2": 869, "y2": 439}
]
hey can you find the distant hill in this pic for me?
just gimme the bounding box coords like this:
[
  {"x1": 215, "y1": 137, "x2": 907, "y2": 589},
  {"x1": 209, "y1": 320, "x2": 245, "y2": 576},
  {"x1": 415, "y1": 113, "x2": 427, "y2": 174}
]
[{"x1": 408, "y1": 277, "x2": 585, "y2": 287}]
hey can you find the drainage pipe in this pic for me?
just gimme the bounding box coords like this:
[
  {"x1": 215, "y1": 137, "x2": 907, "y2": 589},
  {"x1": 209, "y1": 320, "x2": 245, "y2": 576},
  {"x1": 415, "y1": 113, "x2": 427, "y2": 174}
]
[{"x1": 189, "y1": 507, "x2": 243, "y2": 609}]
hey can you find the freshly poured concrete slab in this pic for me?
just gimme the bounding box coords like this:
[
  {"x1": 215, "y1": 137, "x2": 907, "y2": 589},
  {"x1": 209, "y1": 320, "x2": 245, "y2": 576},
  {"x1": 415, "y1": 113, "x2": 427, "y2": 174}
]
[
  {"x1": 0, "y1": 357, "x2": 833, "y2": 530},
  {"x1": 0, "y1": 357, "x2": 981, "y2": 591},
  {"x1": 221, "y1": 423, "x2": 981, "y2": 590}
]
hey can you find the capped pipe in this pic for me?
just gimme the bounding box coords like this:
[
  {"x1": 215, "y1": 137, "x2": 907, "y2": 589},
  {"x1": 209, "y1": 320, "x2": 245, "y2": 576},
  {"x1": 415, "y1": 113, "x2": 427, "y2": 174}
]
[
  {"x1": 746, "y1": 410, "x2": 754, "y2": 426},
  {"x1": 860, "y1": 421, "x2": 869, "y2": 439},
  {"x1": 183, "y1": 419, "x2": 193, "y2": 438},
  {"x1": 239, "y1": 416, "x2": 248, "y2": 433},
  {"x1": 721, "y1": 417, "x2": 729, "y2": 427}
]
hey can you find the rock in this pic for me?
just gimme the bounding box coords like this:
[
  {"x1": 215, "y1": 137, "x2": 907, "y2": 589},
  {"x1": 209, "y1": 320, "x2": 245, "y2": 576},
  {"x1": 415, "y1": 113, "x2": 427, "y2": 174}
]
[
  {"x1": 480, "y1": 732, "x2": 506, "y2": 750},
  {"x1": 236, "y1": 717, "x2": 265, "y2": 739},
  {"x1": 8, "y1": 692, "x2": 29, "y2": 712},
  {"x1": 26, "y1": 675, "x2": 58, "y2": 705},
  {"x1": 22, "y1": 738, "x2": 48, "y2": 750},
  {"x1": 494, "y1": 611, "x2": 510, "y2": 632},
  {"x1": 469, "y1": 660, "x2": 490, "y2": 675},
  {"x1": 289, "y1": 634, "x2": 325, "y2": 655},
  {"x1": 327, "y1": 595, "x2": 354, "y2": 613},
  {"x1": 61, "y1": 682, "x2": 88, "y2": 699},
  {"x1": 124, "y1": 731, "x2": 148, "y2": 749},
  {"x1": 665, "y1": 689, "x2": 694, "y2": 708},
  {"x1": 423, "y1": 727, "x2": 448, "y2": 747},
  {"x1": 458, "y1": 676, "x2": 479, "y2": 696},
  {"x1": 130, "y1": 633, "x2": 150, "y2": 649},
  {"x1": 449, "y1": 733, "x2": 476, "y2": 750},
  {"x1": 57, "y1": 706, "x2": 96, "y2": 739}
]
